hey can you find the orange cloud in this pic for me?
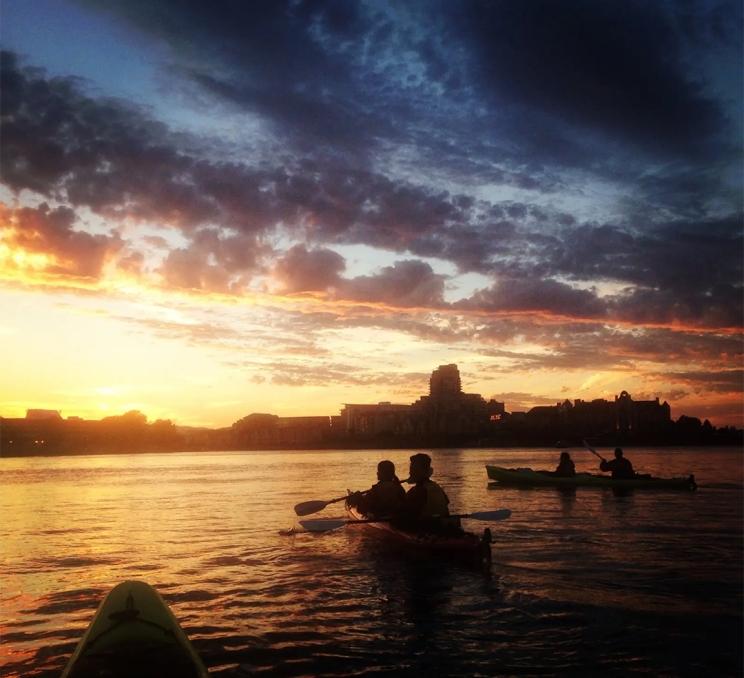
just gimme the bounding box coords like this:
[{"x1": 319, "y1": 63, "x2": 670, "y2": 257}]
[{"x1": 0, "y1": 202, "x2": 124, "y2": 280}]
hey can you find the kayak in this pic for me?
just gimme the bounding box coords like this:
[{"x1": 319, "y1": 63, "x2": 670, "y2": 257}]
[
  {"x1": 345, "y1": 502, "x2": 493, "y2": 567},
  {"x1": 486, "y1": 465, "x2": 697, "y2": 490},
  {"x1": 61, "y1": 580, "x2": 207, "y2": 678}
]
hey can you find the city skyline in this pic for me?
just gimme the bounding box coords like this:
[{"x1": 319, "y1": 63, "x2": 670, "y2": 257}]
[
  {"x1": 4, "y1": 363, "x2": 737, "y2": 458},
  {"x1": 0, "y1": 363, "x2": 719, "y2": 430},
  {"x1": 1, "y1": 1, "x2": 742, "y2": 428}
]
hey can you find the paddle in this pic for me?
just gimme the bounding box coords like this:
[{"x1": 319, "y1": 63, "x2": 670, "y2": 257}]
[
  {"x1": 293, "y1": 495, "x2": 349, "y2": 517},
  {"x1": 582, "y1": 439, "x2": 607, "y2": 462},
  {"x1": 298, "y1": 508, "x2": 512, "y2": 533},
  {"x1": 294, "y1": 478, "x2": 412, "y2": 516}
]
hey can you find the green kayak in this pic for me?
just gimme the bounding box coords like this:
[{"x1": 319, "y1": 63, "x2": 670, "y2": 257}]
[
  {"x1": 486, "y1": 465, "x2": 697, "y2": 490},
  {"x1": 61, "y1": 580, "x2": 207, "y2": 678}
]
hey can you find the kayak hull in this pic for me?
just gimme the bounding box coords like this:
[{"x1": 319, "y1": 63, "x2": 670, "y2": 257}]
[
  {"x1": 486, "y1": 465, "x2": 696, "y2": 490},
  {"x1": 61, "y1": 580, "x2": 207, "y2": 678},
  {"x1": 345, "y1": 503, "x2": 492, "y2": 567}
]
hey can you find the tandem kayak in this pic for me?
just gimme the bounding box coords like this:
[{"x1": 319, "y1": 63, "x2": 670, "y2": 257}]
[
  {"x1": 61, "y1": 580, "x2": 207, "y2": 678},
  {"x1": 345, "y1": 503, "x2": 493, "y2": 567},
  {"x1": 486, "y1": 465, "x2": 697, "y2": 490}
]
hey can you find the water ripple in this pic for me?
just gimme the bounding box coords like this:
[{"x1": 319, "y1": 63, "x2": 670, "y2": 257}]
[{"x1": 1, "y1": 447, "x2": 741, "y2": 677}]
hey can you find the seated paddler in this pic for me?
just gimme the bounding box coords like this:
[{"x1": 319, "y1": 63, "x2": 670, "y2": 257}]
[
  {"x1": 348, "y1": 460, "x2": 405, "y2": 517},
  {"x1": 599, "y1": 447, "x2": 635, "y2": 479},
  {"x1": 398, "y1": 453, "x2": 460, "y2": 532},
  {"x1": 554, "y1": 451, "x2": 576, "y2": 477}
]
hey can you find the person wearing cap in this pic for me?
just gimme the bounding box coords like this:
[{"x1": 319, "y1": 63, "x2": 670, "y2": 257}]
[
  {"x1": 400, "y1": 453, "x2": 459, "y2": 530},
  {"x1": 348, "y1": 460, "x2": 405, "y2": 517},
  {"x1": 599, "y1": 447, "x2": 635, "y2": 479}
]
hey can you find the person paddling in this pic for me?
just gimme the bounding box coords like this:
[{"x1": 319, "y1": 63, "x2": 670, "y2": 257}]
[
  {"x1": 348, "y1": 460, "x2": 405, "y2": 517},
  {"x1": 599, "y1": 447, "x2": 635, "y2": 479},
  {"x1": 399, "y1": 453, "x2": 459, "y2": 532}
]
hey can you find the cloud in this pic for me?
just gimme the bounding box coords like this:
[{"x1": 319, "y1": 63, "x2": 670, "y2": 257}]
[
  {"x1": 273, "y1": 244, "x2": 345, "y2": 293},
  {"x1": 1, "y1": 45, "x2": 740, "y2": 330},
  {"x1": 664, "y1": 369, "x2": 744, "y2": 394},
  {"x1": 273, "y1": 246, "x2": 446, "y2": 307},
  {"x1": 0, "y1": 202, "x2": 123, "y2": 278},
  {"x1": 340, "y1": 260, "x2": 446, "y2": 307},
  {"x1": 460, "y1": 277, "x2": 606, "y2": 319},
  {"x1": 1, "y1": 51, "x2": 273, "y2": 233},
  {"x1": 233, "y1": 358, "x2": 429, "y2": 392},
  {"x1": 0, "y1": 51, "x2": 503, "y2": 270},
  {"x1": 159, "y1": 228, "x2": 267, "y2": 292},
  {"x1": 442, "y1": 0, "x2": 736, "y2": 160},
  {"x1": 488, "y1": 392, "x2": 561, "y2": 411}
]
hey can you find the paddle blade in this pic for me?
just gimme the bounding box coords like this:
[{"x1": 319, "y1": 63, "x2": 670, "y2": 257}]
[
  {"x1": 298, "y1": 518, "x2": 347, "y2": 532},
  {"x1": 293, "y1": 500, "x2": 329, "y2": 516},
  {"x1": 467, "y1": 509, "x2": 512, "y2": 521}
]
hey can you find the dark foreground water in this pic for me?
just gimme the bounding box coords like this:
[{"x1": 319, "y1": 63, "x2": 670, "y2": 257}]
[{"x1": 1, "y1": 447, "x2": 742, "y2": 677}]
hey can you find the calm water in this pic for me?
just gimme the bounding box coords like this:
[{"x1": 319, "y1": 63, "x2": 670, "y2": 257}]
[{"x1": 1, "y1": 448, "x2": 742, "y2": 677}]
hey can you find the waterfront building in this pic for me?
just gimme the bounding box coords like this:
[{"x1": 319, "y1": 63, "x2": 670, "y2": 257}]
[{"x1": 339, "y1": 402, "x2": 413, "y2": 436}]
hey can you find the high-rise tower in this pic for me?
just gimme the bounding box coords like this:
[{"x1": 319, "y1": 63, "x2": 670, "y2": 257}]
[{"x1": 429, "y1": 364, "x2": 462, "y2": 398}]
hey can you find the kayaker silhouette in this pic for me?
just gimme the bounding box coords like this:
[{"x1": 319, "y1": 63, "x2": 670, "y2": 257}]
[
  {"x1": 599, "y1": 447, "x2": 635, "y2": 479},
  {"x1": 400, "y1": 453, "x2": 459, "y2": 532},
  {"x1": 554, "y1": 451, "x2": 576, "y2": 478},
  {"x1": 348, "y1": 460, "x2": 405, "y2": 516}
]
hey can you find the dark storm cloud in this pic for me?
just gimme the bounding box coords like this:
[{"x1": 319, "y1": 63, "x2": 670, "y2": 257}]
[
  {"x1": 1, "y1": 39, "x2": 741, "y2": 328},
  {"x1": 0, "y1": 51, "x2": 489, "y2": 261},
  {"x1": 85, "y1": 0, "x2": 393, "y2": 156},
  {"x1": 546, "y1": 216, "x2": 743, "y2": 292},
  {"x1": 85, "y1": 1, "x2": 741, "y2": 168},
  {"x1": 443, "y1": 0, "x2": 736, "y2": 158}
]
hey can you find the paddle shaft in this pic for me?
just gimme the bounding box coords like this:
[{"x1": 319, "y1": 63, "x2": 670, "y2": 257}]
[
  {"x1": 348, "y1": 513, "x2": 483, "y2": 525},
  {"x1": 583, "y1": 440, "x2": 607, "y2": 462}
]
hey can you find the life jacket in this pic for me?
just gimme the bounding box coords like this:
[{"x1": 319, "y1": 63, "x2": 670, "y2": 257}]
[
  {"x1": 369, "y1": 480, "x2": 405, "y2": 514},
  {"x1": 420, "y1": 479, "x2": 450, "y2": 517}
]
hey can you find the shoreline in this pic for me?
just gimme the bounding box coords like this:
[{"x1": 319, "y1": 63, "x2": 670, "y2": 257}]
[{"x1": 2, "y1": 441, "x2": 742, "y2": 459}]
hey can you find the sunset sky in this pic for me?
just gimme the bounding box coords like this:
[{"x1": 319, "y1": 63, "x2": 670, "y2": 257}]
[{"x1": 0, "y1": 0, "x2": 742, "y2": 427}]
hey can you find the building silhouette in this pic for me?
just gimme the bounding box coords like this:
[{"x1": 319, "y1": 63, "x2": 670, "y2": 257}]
[
  {"x1": 514, "y1": 390, "x2": 672, "y2": 440},
  {"x1": 338, "y1": 365, "x2": 503, "y2": 441},
  {"x1": 0, "y1": 369, "x2": 739, "y2": 456}
]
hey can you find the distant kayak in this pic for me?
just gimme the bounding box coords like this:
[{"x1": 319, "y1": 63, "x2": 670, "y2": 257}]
[
  {"x1": 345, "y1": 502, "x2": 493, "y2": 567},
  {"x1": 62, "y1": 580, "x2": 207, "y2": 678},
  {"x1": 486, "y1": 465, "x2": 697, "y2": 490}
]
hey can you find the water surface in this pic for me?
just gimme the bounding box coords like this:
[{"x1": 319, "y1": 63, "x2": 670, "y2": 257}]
[{"x1": 1, "y1": 448, "x2": 741, "y2": 676}]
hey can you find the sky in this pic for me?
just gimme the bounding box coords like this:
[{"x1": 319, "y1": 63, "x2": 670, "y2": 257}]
[{"x1": 0, "y1": 0, "x2": 742, "y2": 427}]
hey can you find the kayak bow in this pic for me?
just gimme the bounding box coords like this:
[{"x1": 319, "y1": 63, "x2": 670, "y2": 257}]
[{"x1": 61, "y1": 580, "x2": 207, "y2": 678}]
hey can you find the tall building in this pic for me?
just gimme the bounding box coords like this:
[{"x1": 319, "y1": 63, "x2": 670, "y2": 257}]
[
  {"x1": 429, "y1": 364, "x2": 462, "y2": 397},
  {"x1": 413, "y1": 364, "x2": 495, "y2": 436}
]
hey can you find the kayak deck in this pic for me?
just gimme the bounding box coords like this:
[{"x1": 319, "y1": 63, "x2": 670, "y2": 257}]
[
  {"x1": 62, "y1": 580, "x2": 207, "y2": 678},
  {"x1": 345, "y1": 503, "x2": 492, "y2": 567},
  {"x1": 486, "y1": 465, "x2": 696, "y2": 490}
]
